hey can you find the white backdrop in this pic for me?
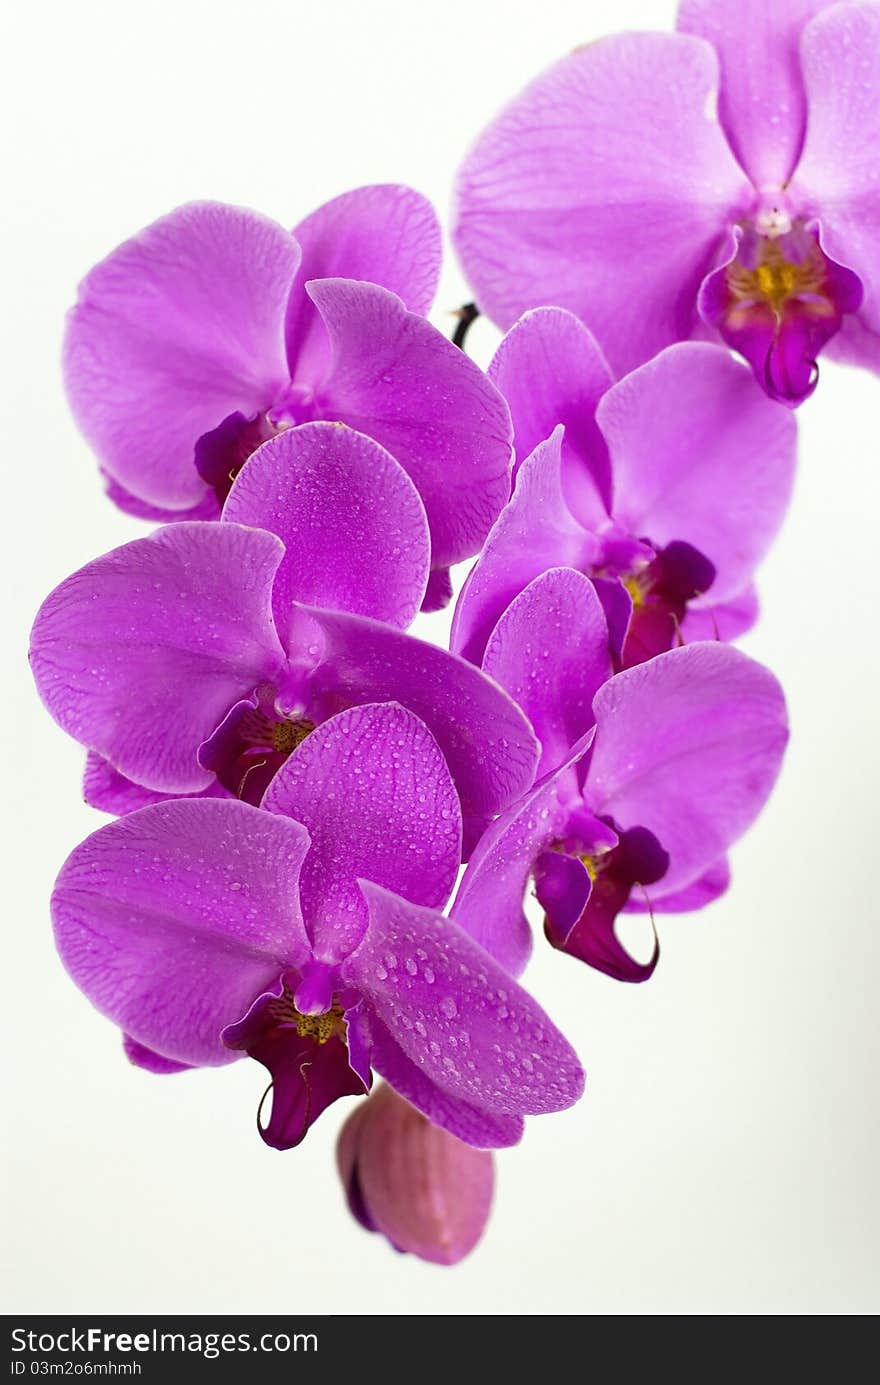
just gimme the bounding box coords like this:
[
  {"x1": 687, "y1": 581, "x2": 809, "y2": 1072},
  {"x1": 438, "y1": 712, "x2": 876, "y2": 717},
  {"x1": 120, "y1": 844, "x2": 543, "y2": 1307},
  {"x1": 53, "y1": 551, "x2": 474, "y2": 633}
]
[{"x1": 2, "y1": 0, "x2": 878, "y2": 1316}]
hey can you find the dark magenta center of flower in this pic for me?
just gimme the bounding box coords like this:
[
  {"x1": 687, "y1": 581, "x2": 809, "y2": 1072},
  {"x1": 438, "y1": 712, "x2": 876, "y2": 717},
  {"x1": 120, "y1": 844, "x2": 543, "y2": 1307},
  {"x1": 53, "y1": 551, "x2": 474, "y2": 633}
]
[
  {"x1": 199, "y1": 693, "x2": 315, "y2": 804},
  {"x1": 619, "y1": 540, "x2": 715, "y2": 669},
  {"x1": 194, "y1": 410, "x2": 279, "y2": 506},
  {"x1": 703, "y1": 219, "x2": 863, "y2": 404},
  {"x1": 538, "y1": 821, "x2": 669, "y2": 982},
  {"x1": 223, "y1": 979, "x2": 367, "y2": 1150},
  {"x1": 194, "y1": 387, "x2": 319, "y2": 506}
]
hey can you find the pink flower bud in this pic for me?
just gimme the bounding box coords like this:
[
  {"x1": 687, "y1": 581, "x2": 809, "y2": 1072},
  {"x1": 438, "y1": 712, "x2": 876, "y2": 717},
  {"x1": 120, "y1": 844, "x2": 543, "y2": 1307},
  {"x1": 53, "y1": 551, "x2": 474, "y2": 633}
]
[{"x1": 337, "y1": 1085, "x2": 494, "y2": 1265}]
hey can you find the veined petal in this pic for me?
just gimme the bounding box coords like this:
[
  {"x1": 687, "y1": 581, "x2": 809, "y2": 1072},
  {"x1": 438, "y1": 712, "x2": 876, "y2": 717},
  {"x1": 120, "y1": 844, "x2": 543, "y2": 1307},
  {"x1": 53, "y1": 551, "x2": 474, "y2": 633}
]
[
  {"x1": 102, "y1": 473, "x2": 221, "y2": 523},
  {"x1": 677, "y1": 0, "x2": 834, "y2": 186},
  {"x1": 348, "y1": 1012, "x2": 524, "y2": 1149},
  {"x1": 286, "y1": 185, "x2": 441, "y2": 383},
  {"x1": 585, "y1": 644, "x2": 788, "y2": 894},
  {"x1": 262, "y1": 703, "x2": 462, "y2": 962},
  {"x1": 308, "y1": 277, "x2": 513, "y2": 569},
  {"x1": 626, "y1": 855, "x2": 731, "y2": 913},
  {"x1": 123, "y1": 1035, "x2": 192, "y2": 1074},
  {"x1": 793, "y1": 4, "x2": 880, "y2": 346},
  {"x1": 63, "y1": 202, "x2": 300, "y2": 511},
  {"x1": 453, "y1": 32, "x2": 751, "y2": 375},
  {"x1": 30, "y1": 524, "x2": 286, "y2": 794},
  {"x1": 344, "y1": 882, "x2": 585, "y2": 1118},
  {"x1": 83, "y1": 752, "x2": 230, "y2": 816},
  {"x1": 297, "y1": 604, "x2": 539, "y2": 840},
  {"x1": 488, "y1": 308, "x2": 614, "y2": 525},
  {"x1": 681, "y1": 585, "x2": 759, "y2": 642},
  {"x1": 482, "y1": 568, "x2": 611, "y2": 777},
  {"x1": 450, "y1": 428, "x2": 598, "y2": 666},
  {"x1": 51, "y1": 800, "x2": 312, "y2": 1067},
  {"x1": 599, "y1": 343, "x2": 796, "y2": 602},
  {"x1": 223, "y1": 422, "x2": 430, "y2": 630}
]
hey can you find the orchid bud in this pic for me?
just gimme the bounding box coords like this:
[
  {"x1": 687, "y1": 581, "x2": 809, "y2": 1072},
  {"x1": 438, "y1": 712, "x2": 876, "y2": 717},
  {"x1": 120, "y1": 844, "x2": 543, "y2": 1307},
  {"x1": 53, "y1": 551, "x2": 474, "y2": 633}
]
[{"x1": 337, "y1": 1085, "x2": 494, "y2": 1265}]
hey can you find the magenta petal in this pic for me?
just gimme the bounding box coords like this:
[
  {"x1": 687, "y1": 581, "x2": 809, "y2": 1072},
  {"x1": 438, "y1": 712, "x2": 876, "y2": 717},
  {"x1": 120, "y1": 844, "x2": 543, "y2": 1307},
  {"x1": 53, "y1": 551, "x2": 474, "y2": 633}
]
[
  {"x1": 681, "y1": 586, "x2": 759, "y2": 643},
  {"x1": 83, "y1": 752, "x2": 230, "y2": 816},
  {"x1": 307, "y1": 277, "x2": 513, "y2": 568},
  {"x1": 421, "y1": 567, "x2": 453, "y2": 613},
  {"x1": 123, "y1": 1034, "x2": 192, "y2": 1074},
  {"x1": 350, "y1": 1011, "x2": 524, "y2": 1149},
  {"x1": 627, "y1": 855, "x2": 731, "y2": 914},
  {"x1": 262, "y1": 703, "x2": 462, "y2": 962},
  {"x1": 102, "y1": 473, "x2": 221, "y2": 523},
  {"x1": 286, "y1": 185, "x2": 441, "y2": 384},
  {"x1": 51, "y1": 800, "x2": 312, "y2": 1067},
  {"x1": 450, "y1": 427, "x2": 598, "y2": 666},
  {"x1": 453, "y1": 32, "x2": 750, "y2": 375},
  {"x1": 792, "y1": 5, "x2": 880, "y2": 348},
  {"x1": 297, "y1": 604, "x2": 539, "y2": 836},
  {"x1": 451, "y1": 739, "x2": 593, "y2": 976},
  {"x1": 63, "y1": 202, "x2": 300, "y2": 511},
  {"x1": 482, "y1": 568, "x2": 612, "y2": 777},
  {"x1": 488, "y1": 307, "x2": 614, "y2": 524},
  {"x1": 223, "y1": 422, "x2": 429, "y2": 630},
  {"x1": 586, "y1": 644, "x2": 788, "y2": 896},
  {"x1": 30, "y1": 524, "x2": 286, "y2": 794},
  {"x1": 599, "y1": 343, "x2": 796, "y2": 601},
  {"x1": 345, "y1": 882, "x2": 585, "y2": 1118},
  {"x1": 338, "y1": 1085, "x2": 495, "y2": 1264},
  {"x1": 677, "y1": 0, "x2": 833, "y2": 186}
]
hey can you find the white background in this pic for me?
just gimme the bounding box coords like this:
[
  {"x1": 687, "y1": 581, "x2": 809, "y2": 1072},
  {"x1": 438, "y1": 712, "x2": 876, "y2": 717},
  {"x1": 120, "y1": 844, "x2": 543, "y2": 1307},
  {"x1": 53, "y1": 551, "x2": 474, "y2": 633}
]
[{"x1": 2, "y1": 0, "x2": 878, "y2": 1316}]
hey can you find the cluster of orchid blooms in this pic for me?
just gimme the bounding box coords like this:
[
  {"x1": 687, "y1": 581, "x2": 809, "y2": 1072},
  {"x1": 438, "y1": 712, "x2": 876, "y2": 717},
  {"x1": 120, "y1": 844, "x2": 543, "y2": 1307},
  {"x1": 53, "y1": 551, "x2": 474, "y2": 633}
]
[{"x1": 30, "y1": 1, "x2": 877, "y2": 1266}]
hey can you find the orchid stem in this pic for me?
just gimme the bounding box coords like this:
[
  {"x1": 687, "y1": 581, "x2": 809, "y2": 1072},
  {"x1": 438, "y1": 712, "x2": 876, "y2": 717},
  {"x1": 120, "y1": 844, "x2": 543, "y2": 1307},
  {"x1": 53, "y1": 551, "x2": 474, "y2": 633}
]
[{"x1": 452, "y1": 302, "x2": 480, "y2": 351}]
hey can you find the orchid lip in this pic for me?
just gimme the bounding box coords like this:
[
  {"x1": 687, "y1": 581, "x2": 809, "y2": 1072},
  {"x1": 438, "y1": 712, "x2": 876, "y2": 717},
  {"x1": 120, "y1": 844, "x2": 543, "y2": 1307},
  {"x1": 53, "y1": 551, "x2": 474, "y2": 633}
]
[
  {"x1": 197, "y1": 685, "x2": 318, "y2": 805},
  {"x1": 700, "y1": 218, "x2": 864, "y2": 405},
  {"x1": 222, "y1": 973, "x2": 369, "y2": 1151}
]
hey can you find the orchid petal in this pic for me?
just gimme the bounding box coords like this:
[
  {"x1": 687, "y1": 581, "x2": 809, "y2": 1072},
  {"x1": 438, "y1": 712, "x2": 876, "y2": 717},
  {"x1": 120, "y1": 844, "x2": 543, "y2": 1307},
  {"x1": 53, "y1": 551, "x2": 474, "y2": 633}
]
[
  {"x1": 63, "y1": 202, "x2": 299, "y2": 510},
  {"x1": 627, "y1": 855, "x2": 731, "y2": 913},
  {"x1": 262, "y1": 703, "x2": 462, "y2": 962},
  {"x1": 677, "y1": 0, "x2": 834, "y2": 186},
  {"x1": 223, "y1": 422, "x2": 430, "y2": 630},
  {"x1": 599, "y1": 344, "x2": 796, "y2": 602},
  {"x1": 453, "y1": 32, "x2": 751, "y2": 375},
  {"x1": 482, "y1": 568, "x2": 611, "y2": 777},
  {"x1": 30, "y1": 524, "x2": 286, "y2": 794},
  {"x1": 308, "y1": 277, "x2": 513, "y2": 568},
  {"x1": 451, "y1": 737, "x2": 594, "y2": 976},
  {"x1": 450, "y1": 428, "x2": 597, "y2": 666},
  {"x1": 349, "y1": 1011, "x2": 524, "y2": 1148},
  {"x1": 585, "y1": 644, "x2": 788, "y2": 895},
  {"x1": 83, "y1": 752, "x2": 230, "y2": 816},
  {"x1": 297, "y1": 604, "x2": 539, "y2": 839},
  {"x1": 794, "y1": 4, "x2": 880, "y2": 345},
  {"x1": 51, "y1": 800, "x2": 311, "y2": 1067},
  {"x1": 286, "y1": 185, "x2": 441, "y2": 383},
  {"x1": 488, "y1": 307, "x2": 614, "y2": 524},
  {"x1": 345, "y1": 882, "x2": 585, "y2": 1118}
]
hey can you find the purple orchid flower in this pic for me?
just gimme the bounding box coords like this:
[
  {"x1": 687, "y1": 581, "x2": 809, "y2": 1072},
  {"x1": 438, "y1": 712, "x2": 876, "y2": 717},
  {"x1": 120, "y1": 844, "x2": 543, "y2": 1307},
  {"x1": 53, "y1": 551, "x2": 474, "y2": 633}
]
[
  {"x1": 453, "y1": 1, "x2": 880, "y2": 404},
  {"x1": 30, "y1": 422, "x2": 538, "y2": 850},
  {"x1": 64, "y1": 185, "x2": 513, "y2": 595},
  {"x1": 452, "y1": 634, "x2": 788, "y2": 981},
  {"x1": 451, "y1": 317, "x2": 796, "y2": 668},
  {"x1": 51, "y1": 702, "x2": 585, "y2": 1150},
  {"x1": 337, "y1": 1084, "x2": 494, "y2": 1264}
]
